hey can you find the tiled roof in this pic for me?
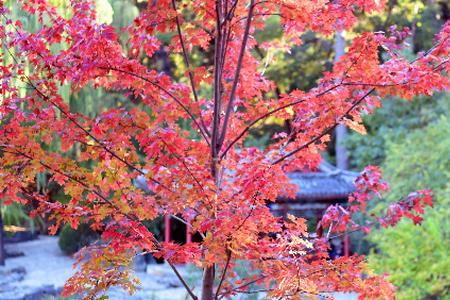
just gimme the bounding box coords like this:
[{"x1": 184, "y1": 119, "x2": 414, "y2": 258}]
[{"x1": 285, "y1": 161, "x2": 358, "y2": 201}]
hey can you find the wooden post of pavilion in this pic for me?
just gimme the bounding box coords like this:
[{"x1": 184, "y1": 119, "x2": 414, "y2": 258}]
[
  {"x1": 344, "y1": 232, "x2": 350, "y2": 257},
  {"x1": 186, "y1": 221, "x2": 192, "y2": 243}
]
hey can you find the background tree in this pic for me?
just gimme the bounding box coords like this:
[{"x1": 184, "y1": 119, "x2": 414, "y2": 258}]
[
  {"x1": 0, "y1": 1, "x2": 448, "y2": 300},
  {"x1": 368, "y1": 117, "x2": 450, "y2": 299}
]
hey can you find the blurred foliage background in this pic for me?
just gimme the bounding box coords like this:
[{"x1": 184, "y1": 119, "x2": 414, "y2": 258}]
[
  {"x1": 367, "y1": 116, "x2": 450, "y2": 300},
  {"x1": 1, "y1": 0, "x2": 449, "y2": 298}
]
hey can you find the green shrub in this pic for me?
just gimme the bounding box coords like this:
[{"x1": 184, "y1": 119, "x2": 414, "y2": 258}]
[
  {"x1": 368, "y1": 117, "x2": 450, "y2": 300},
  {"x1": 58, "y1": 223, "x2": 99, "y2": 255},
  {"x1": 1, "y1": 203, "x2": 33, "y2": 229},
  {"x1": 346, "y1": 93, "x2": 450, "y2": 170}
]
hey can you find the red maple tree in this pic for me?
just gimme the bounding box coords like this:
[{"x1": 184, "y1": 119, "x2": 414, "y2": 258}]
[{"x1": 0, "y1": 0, "x2": 448, "y2": 299}]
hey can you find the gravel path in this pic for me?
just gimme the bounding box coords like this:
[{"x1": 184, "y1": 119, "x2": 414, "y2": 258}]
[{"x1": 0, "y1": 236, "x2": 196, "y2": 300}]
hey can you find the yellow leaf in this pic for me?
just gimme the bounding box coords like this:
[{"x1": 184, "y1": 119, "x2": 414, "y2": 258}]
[{"x1": 343, "y1": 118, "x2": 367, "y2": 135}]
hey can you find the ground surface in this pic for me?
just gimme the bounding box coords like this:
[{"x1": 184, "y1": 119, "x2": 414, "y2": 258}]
[
  {"x1": 0, "y1": 236, "x2": 193, "y2": 300},
  {"x1": 0, "y1": 236, "x2": 357, "y2": 300}
]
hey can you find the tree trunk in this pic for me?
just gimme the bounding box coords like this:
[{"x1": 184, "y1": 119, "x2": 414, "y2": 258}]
[
  {"x1": 201, "y1": 266, "x2": 215, "y2": 300},
  {"x1": 334, "y1": 30, "x2": 349, "y2": 170},
  {"x1": 0, "y1": 205, "x2": 5, "y2": 266}
]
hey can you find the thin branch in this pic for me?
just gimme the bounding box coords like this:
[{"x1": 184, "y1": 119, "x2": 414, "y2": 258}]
[
  {"x1": 218, "y1": 275, "x2": 267, "y2": 299},
  {"x1": 160, "y1": 139, "x2": 211, "y2": 203},
  {"x1": 340, "y1": 58, "x2": 449, "y2": 87},
  {"x1": 214, "y1": 185, "x2": 265, "y2": 298},
  {"x1": 219, "y1": 99, "x2": 302, "y2": 160},
  {"x1": 220, "y1": 55, "x2": 447, "y2": 160},
  {"x1": 67, "y1": 20, "x2": 210, "y2": 144},
  {"x1": 234, "y1": 197, "x2": 258, "y2": 232},
  {"x1": 29, "y1": 78, "x2": 172, "y2": 190},
  {"x1": 215, "y1": 249, "x2": 232, "y2": 299},
  {"x1": 218, "y1": 37, "x2": 449, "y2": 160},
  {"x1": 218, "y1": 0, "x2": 256, "y2": 146},
  {"x1": 168, "y1": 263, "x2": 199, "y2": 300},
  {"x1": 5, "y1": 149, "x2": 135, "y2": 221},
  {"x1": 170, "y1": 214, "x2": 206, "y2": 239},
  {"x1": 171, "y1": 0, "x2": 198, "y2": 103},
  {"x1": 98, "y1": 66, "x2": 211, "y2": 145},
  {"x1": 2, "y1": 44, "x2": 170, "y2": 191},
  {"x1": 232, "y1": 12, "x2": 284, "y2": 25},
  {"x1": 224, "y1": 0, "x2": 239, "y2": 22},
  {"x1": 410, "y1": 35, "x2": 448, "y2": 64},
  {"x1": 272, "y1": 88, "x2": 375, "y2": 165},
  {"x1": 234, "y1": 288, "x2": 273, "y2": 294},
  {"x1": 219, "y1": 2, "x2": 231, "y2": 84},
  {"x1": 220, "y1": 83, "x2": 342, "y2": 159},
  {"x1": 171, "y1": 0, "x2": 210, "y2": 137},
  {"x1": 281, "y1": 291, "x2": 330, "y2": 300}
]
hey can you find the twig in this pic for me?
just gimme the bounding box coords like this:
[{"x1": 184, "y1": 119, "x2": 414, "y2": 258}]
[
  {"x1": 218, "y1": 38, "x2": 449, "y2": 160},
  {"x1": 160, "y1": 139, "x2": 211, "y2": 204},
  {"x1": 219, "y1": 83, "x2": 342, "y2": 159},
  {"x1": 218, "y1": 275, "x2": 267, "y2": 299},
  {"x1": 272, "y1": 88, "x2": 375, "y2": 165},
  {"x1": 170, "y1": 214, "x2": 206, "y2": 239},
  {"x1": 2, "y1": 44, "x2": 169, "y2": 191},
  {"x1": 168, "y1": 263, "x2": 199, "y2": 300},
  {"x1": 218, "y1": 0, "x2": 256, "y2": 146},
  {"x1": 215, "y1": 249, "x2": 232, "y2": 299},
  {"x1": 99, "y1": 66, "x2": 211, "y2": 146},
  {"x1": 171, "y1": 0, "x2": 210, "y2": 137}
]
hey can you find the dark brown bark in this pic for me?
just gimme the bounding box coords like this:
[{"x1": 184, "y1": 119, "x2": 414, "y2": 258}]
[
  {"x1": 201, "y1": 265, "x2": 216, "y2": 300},
  {"x1": 202, "y1": 0, "x2": 224, "y2": 298},
  {"x1": 204, "y1": 2, "x2": 255, "y2": 298}
]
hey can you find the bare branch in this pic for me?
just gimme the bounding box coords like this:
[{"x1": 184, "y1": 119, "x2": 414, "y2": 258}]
[
  {"x1": 171, "y1": 0, "x2": 210, "y2": 137},
  {"x1": 218, "y1": 0, "x2": 256, "y2": 146},
  {"x1": 98, "y1": 66, "x2": 211, "y2": 145},
  {"x1": 272, "y1": 88, "x2": 375, "y2": 165},
  {"x1": 168, "y1": 263, "x2": 199, "y2": 300},
  {"x1": 220, "y1": 83, "x2": 342, "y2": 159},
  {"x1": 215, "y1": 249, "x2": 232, "y2": 299},
  {"x1": 218, "y1": 275, "x2": 267, "y2": 299}
]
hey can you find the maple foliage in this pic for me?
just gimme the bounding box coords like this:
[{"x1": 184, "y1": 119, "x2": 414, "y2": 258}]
[{"x1": 0, "y1": 0, "x2": 449, "y2": 299}]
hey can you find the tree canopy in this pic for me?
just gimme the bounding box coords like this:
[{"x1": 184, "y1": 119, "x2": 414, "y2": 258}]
[{"x1": 0, "y1": 1, "x2": 449, "y2": 299}]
